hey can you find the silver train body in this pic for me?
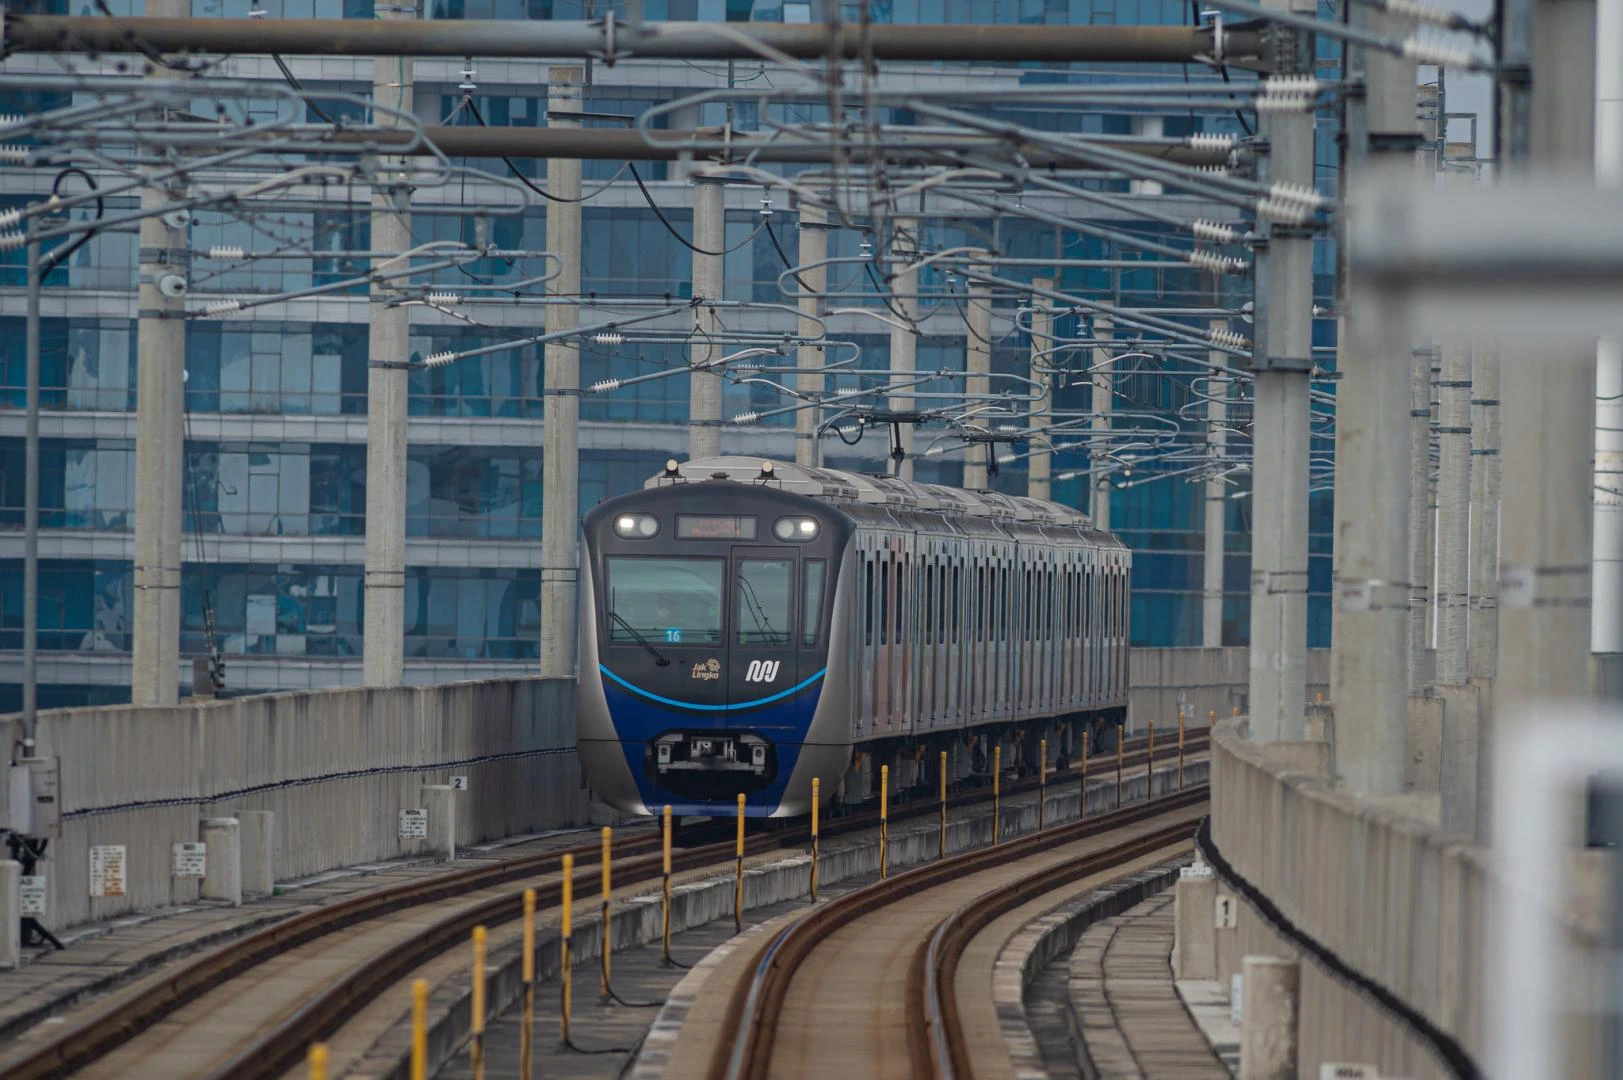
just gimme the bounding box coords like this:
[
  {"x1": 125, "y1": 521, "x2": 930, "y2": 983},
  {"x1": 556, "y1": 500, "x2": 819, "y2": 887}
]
[{"x1": 577, "y1": 457, "x2": 1131, "y2": 818}]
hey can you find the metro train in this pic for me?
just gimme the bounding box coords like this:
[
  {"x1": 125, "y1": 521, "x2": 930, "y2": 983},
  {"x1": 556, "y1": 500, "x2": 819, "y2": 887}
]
[{"x1": 576, "y1": 456, "x2": 1131, "y2": 818}]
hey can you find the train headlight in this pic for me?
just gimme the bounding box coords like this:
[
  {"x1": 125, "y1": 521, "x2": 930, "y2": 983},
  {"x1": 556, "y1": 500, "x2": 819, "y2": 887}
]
[
  {"x1": 773, "y1": 516, "x2": 819, "y2": 541},
  {"x1": 614, "y1": 513, "x2": 660, "y2": 538}
]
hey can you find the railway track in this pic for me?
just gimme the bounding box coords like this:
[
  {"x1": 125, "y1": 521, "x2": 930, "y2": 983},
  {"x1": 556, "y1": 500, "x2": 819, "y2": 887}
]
[
  {"x1": 713, "y1": 786, "x2": 1208, "y2": 1080},
  {"x1": 2, "y1": 730, "x2": 1204, "y2": 1080}
]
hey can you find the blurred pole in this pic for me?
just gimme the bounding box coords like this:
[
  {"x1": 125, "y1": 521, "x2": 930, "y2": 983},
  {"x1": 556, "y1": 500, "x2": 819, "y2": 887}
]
[
  {"x1": 962, "y1": 269, "x2": 992, "y2": 490},
  {"x1": 1468, "y1": 348, "x2": 1501, "y2": 681},
  {"x1": 889, "y1": 218, "x2": 920, "y2": 480},
  {"x1": 1090, "y1": 318, "x2": 1113, "y2": 529},
  {"x1": 23, "y1": 237, "x2": 39, "y2": 741},
  {"x1": 1593, "y1": 0, "x2": 1623, "y2": 660},
  {"x1": 1408, "y1": 348, "x2": 1435, "y2": 693},
  {"x1": 1435, "y1": 344, "x2": 1471, "y2": 685},
  {"x1": 1203, "y1": 328, "x2": 1229, "y2": 648},
  {"x1": 540, "y1": 66, "x2": 583, "y2": 681},
  {"x1": 794, "y1": 196, "x2": 828, "y2": 469},
  {"x1": 361, "y1": 2, "x2": 414, "y2": 687},
  {"x1": 1330, "y1": 2, "x2": 1415, "y2": 792},
  {"x1": 1027, "y1": 277, "x2": 1055, "y2": 501},
  {"x1": 689, "y1": 176, "x2": 725, "y2": 460}
]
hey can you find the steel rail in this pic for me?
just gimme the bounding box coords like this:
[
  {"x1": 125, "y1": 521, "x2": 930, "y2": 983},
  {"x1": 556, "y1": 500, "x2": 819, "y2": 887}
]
[
  {"x1": 0, "y1": 16, "x2": 1262, "y2": 63},
  {"x1": 0, "y1": 731, "x2": 1203, "y2": 1079},
  {"x1": 715, "y1": 783, "x2": 1208, "y2": 1080}
]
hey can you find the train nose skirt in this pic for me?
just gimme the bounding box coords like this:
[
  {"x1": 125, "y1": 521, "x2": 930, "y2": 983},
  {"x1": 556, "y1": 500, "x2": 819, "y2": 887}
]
[{"x1": 648, "y1": 731, "x2": 778, "y2": 801}]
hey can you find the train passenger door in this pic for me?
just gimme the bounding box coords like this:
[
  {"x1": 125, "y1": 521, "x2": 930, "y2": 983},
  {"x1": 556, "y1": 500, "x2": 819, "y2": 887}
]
[{"x1": 728, "y1": 548, "x2": 799, "y2": 725}]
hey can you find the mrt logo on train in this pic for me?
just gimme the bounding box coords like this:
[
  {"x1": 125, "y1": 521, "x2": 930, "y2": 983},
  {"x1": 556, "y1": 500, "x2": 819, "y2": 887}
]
[{"x1": 744, "y1": 659, "x2": 782, "y2": 683}]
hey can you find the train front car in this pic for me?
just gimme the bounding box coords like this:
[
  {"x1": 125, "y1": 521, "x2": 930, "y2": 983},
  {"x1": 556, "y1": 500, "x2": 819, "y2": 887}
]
[{"x1": 578, "y1": 462, "x2": 854, "y2": 818}]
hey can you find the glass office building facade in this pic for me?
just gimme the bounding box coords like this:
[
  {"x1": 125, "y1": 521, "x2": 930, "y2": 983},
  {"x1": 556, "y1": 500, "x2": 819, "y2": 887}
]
[{"x1": 0, "y1": 0, "x2": 1339, "y2": 709}]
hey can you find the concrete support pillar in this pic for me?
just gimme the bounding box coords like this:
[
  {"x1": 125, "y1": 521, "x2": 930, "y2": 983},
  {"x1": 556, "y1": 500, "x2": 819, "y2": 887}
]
[
  {"x1": 540, "y1": 67, "x2": 584, "y2": 681},
  {"x1": 1408, "y1": 348, "x2": 1434, "y2": 693},
  {"x1": 1238, "y1": 956, "x2": 1299, "y2": 1079},
  {"x1": 1596, "y1": 343, "x2": 1623, "y2": 654},
  {"x1": 1172, "y1": 865, "x2": 1217, "y2": 979},
  {"x1": 131, "y1": 0, "x2": 190, "y2": 706},
  {"x1": 238, "y1": 809, "x2": 274, "y2": 898},
  {"x1": 1468, "y1": 346, "x2": 1501, "y2": 680},
  {"x1": 1090, "y1": 318, "x2": 1113, "y2": 529},
  {"x1": 1027, "y1": 277, "x2": 1055, "y2": 502},
  {"x1": 962, "y1": 268, "x2": 992, "y2": 490},
  {"x1": 689, "y1": 177, "x2": 725, "y2": 461},
  {"x1": 200, "y1": 817, "x2": 242, "y2": 906},
  {"x1": 1436, "y1": 344, "x2": 1471, "y2": 685},
  {"x1": 1203, "y1": 341, "x2": 1229, "y2": 648},
  {"x1": 361, "y1": 3, "x2": 414, "y2": 688},
  {"x1": 1330, "y1": 7, "x2": 1416, "y2": 794},
  {"x1": 0, "y1": 861, "x2": 19, "y2": 969},
  {"x1": 422, "y1": 783, "x2": 456, "y2": 861},
  {"x1": 888, "y1": 218, "x2": 920, "y2": 480},
  {"x1": 794, "y1": 198, "x2": 829, "y2": 469}
]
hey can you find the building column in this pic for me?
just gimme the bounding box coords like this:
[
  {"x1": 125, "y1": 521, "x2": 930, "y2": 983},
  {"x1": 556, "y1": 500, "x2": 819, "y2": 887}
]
[
  {"x1": 1408, "y1": 348, "x2": 1435, "y2": 692},
  {"x1": 361, "y1": 2, "x2": 414, "y2": 687},
  {"x1": 794, "y1": 197, "x2": 828, "y2": 469},
  {"x1": 131, "y1": 0, "x2": 190, "y2": 706},
  {"x1": 1026, "y1": 277, "x2": 1055, "y2": 501},
  {"x1": 962, "y1": 268, "x2": 992, "y2": 490},
  {"x1": 689, "y1": 176, "x2": 725, "y2": 461},
  {"x1": 539, "y1": 67, "x2": 583, "y2": 681},
  {"x1": 888, "y1": 218, "x2": 920, "y2": 480},
  {"x1": 1247, "y1": 0, "x2": 1315, "y2": 744},
  {"x1": 1596, "y1": 0, "x2": 1623, "y2": 657},
  {"x1": 1203, "y1": 336, "x2": 1229, "y2": 648},
  {"x1": 1090, "y1": 318, "x2": 1113, "y2": 530},
  {"x1": 1435, "y1": 344, "x2": 1471, "y2": 685},
  {"x1": 1468, "y1": 348, "x2": 1501, "y2": 680}
]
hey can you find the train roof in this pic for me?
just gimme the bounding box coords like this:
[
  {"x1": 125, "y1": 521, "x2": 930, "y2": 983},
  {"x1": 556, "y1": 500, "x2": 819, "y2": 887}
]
[{"x1": 645, "y1": 456, "x2": 1118, "y2": 539}]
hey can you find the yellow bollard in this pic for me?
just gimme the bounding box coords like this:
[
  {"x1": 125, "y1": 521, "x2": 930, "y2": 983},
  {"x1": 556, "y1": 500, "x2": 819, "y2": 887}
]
[
  {"x1": 521, "y1": 889, "x2": 535, "y2": 1080},
  {"x1": 560, "y1": 853, "x2": 574, "y2": 1046},
  {"x1": 411, "y1": 979, "x2": 428, "y2": 1080},
  {"x1": 1115, "y1": 726, "x2": 1124, "y2": 808},
  {"x1": 992, "y1": 744, "x2": 1002, "y2": 846},
  {"x1": 1232, "y1": 705, "x2": 1240, "y2": 717},
  {"x1": 938, "y1": 750, "x2": 948, "y2": 860},
  {"x1": 1316, "y1": 691, "x2": 1324, "y2": 705},
  {"x1": 734, "y1": 793, "x2": 746, "y2": 933},
  {"x1": 600, "y1": 826, "x2": 612, "y2": 1000},
  {"x1": 1039, "y1": 738, "x2": 1048, "y2": 830},
  {"x1": 471, "y1": 925, "x2": 487, "y2": 1080},
  {"x1": 308, "y1": 1043, "x2": 328, "y2": 1080},
  {"x1": 1178, "y1": 709, "x2": 1186, "y2": 790},
  {"x1": 661, "y1": 805, "x2": 673, "y2": 966},
  {"x1": 810, "y1": 778, "x2": 821, "y2": 902},
  {"x1": 880, "y1": 764, "x2": 890, "y2": 879},
  {"x1": 1210, "y1": 708, "x2": 1217, "y2": 726}
]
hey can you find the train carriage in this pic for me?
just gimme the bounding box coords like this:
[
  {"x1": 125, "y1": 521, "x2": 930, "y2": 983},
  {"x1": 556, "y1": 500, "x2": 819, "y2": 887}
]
[{"x1": 577, "y1": 456, "x2": 1130, "y2": 818}]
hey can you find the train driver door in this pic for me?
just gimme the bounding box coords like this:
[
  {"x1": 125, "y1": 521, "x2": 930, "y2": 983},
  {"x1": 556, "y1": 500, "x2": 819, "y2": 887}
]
[{"x1": 728, "y1": 547, "x2": 801, "y2": 722}]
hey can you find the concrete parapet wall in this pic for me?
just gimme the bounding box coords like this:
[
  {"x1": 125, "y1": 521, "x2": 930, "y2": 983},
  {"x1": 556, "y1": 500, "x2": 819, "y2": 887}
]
[
  {"x1": 1209, "y1": 717, "x2": 1604, "y2": 1078},
  {"x1": 0, "y1": 677, "x2": 590, "y2": 929},
  {"x1": 1129, "y1": 647, "x2": 1329, "y2": 734}
]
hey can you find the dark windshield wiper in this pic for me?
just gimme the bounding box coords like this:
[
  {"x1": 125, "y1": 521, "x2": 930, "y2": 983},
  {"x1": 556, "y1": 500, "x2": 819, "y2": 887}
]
[
  {"x1": 607, "y1": 611, "x2": 671, "y2": 666},
  {"x1": 737, "y1": 576, "x2": 785, "y2": 646}
]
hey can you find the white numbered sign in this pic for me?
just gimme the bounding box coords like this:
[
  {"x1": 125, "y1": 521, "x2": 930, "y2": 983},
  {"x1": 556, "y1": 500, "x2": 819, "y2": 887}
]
[{"x1": 450, "y1": 776, "x2": 469, "y2": 791}]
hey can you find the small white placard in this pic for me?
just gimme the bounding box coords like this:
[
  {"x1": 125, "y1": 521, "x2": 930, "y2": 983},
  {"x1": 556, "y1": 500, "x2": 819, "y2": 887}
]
[
  {"x1": 1180, "y1": 863, "x2": 1214, "y2": 881},
  {"x1": 1501, "y1": 565, "x2": 1535, "y2": 609},
  {"x1": 450, "y1": 776, "x2": 469, "y2": 791},
  {"x1": 173, "y1": 842, "x2": 207, "y2": 878},
  {"x1": 90, "y1": 845, "x2": 126, "y2": 898},
  {"x1": 1320, "y1": 1065, "x2": 1379, "y2": 1080},
  {"x1": 19, "y1": 875, "x2": 46, "y2": 916},
  {"x1": 1215, "y1": 893, "x2": 1238, "y2": 930},
  {"x1": 399, "y1": 808, "x2": 429, "y2": 839},
  {"x1": 1230, "y1": 973, "x2": 1244, "y2": 1023}
]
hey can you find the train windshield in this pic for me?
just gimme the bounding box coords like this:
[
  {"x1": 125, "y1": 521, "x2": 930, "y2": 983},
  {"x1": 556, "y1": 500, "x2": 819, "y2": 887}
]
[{"x1": 605, "y1": 557, "x2": 723, "y2": 645}]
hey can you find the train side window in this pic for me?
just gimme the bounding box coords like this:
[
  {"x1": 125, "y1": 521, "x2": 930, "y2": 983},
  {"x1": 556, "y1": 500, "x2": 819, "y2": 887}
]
[
  {"x1": 975, "y1": 564, "x2": 986, "y2": 643},
  {"x1": 879, "y1": 557, "x2": 890, "y2": 646},
  {"x1": 951, "y1": 564, "x2": 961, "y2": 644},
  {"x1": 864, "y1": 558, "x2": 874, "y2": 647},
  {"x1": 1001, "y1": 564, "x2": 1010, "y2": 642},
  {"x1": 938, "y1": 559, "x2": 948, "y2": 644},
  {"x1": 803, "y1": 560, "x2": 825, "y2": 647},
  {"x1": 923, "y1": 562, "x2": 935, "y2": 646}
]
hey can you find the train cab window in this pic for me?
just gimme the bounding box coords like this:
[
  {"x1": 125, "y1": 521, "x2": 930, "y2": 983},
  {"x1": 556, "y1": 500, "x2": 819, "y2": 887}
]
[
  {"x1": 803, "y1": 560, "x2": 825, "y2": 647},
  {"x1": 736, "y1": 559, "x2": 792, "y2": 646},
  {"x1": 606, "y1": 557, "x2": 723, "y2": 645}
]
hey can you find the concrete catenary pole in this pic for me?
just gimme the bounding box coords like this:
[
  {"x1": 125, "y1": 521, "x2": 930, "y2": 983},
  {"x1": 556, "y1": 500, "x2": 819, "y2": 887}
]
[
  {"x1": 1408, "y1": 348, "x2": 1434, "y2": 692},
  {"x1": 1203, "y1": 329, "x2": 1229, "y2": 648},
  {"x1": 1330, "y1": 4, "x2": 1415, "y2": 792},
  {"x1": 361, "y1": 3, "x2": 414, "y2": 687},
  {"x1": 1468, "y1": 347, "x2": 1501, "y2": 680},
  {"x1": 23, "y1": 240, "x2": 40, "y2": 733},
  {"x1": 1027, "y1": 277, "x2": 1055, "y2": 502},
  {"x1": 1435, "y1": 344, "x2": 1471, "y2": 685},
  {"x1": 1594, "y1": 5, "x2": 1623, "y2": 657},
  {"x1": 962, "y1": 269, "x2": 992, "y2": 490},
  {"x1": 1090, "y1": 318, "x2": 1113, "y2": 530},
  {"x1": 689, "y1": 176, "x2": 725, "y2": 461},
  {"x1": 888, "y1": 217, "x2": 920, "y2": 480},
  {"x1": 539, "y1": 67, "x2": 583, "y2": 680},
  {"x1": 794, "y1": 198, "x2": 828, "y2": 469},
  {"x1": 1246, "y1": 0, "x2": 1314, "y2": 742},
  {"x1": 131, "y1": 0, "x2": 190, "y2": 706}
]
